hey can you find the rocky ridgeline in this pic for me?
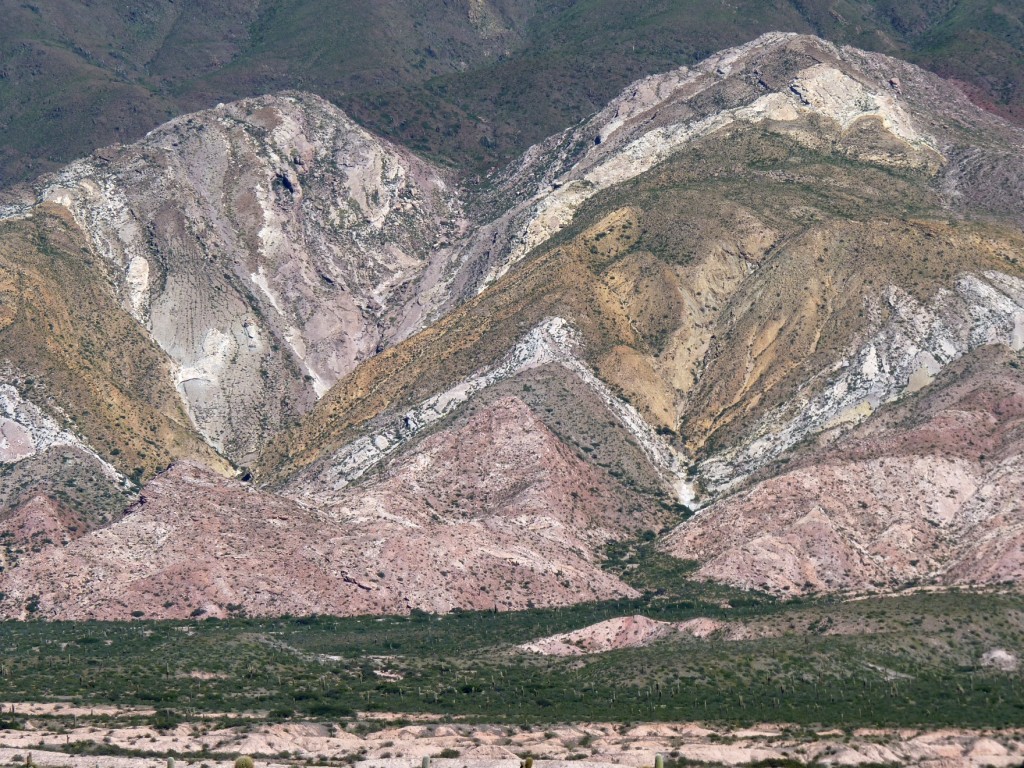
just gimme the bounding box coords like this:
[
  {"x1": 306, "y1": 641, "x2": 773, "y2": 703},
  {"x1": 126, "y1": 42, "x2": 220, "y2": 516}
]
[
  {"x1": 32, "y1": 92, "x2": 465, "y2": 462},
  {"x1": 287, "y1": 317, "x2": 693, "y2": 505},
  {"x1": 1, "y1": 33, "x2": 1024, "y2": 617},
  {"x1": 700, "y1": 271, "x2": 1024, "y2": 494},
  {"x1": 0, "y1": 397, "x2": 661, "y2": 620},
  {"x1": 666, "y1": 344, "x2": 1024, "y2": 595}
]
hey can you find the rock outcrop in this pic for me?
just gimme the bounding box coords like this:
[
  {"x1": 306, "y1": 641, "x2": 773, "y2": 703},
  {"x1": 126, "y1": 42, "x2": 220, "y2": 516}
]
[
  {"x1": 664, "y1": 345, "x2": 1024, "y2": 594},
  {"x1": 520, "y1": 615, "x2": 724, "y2": 656},
  {"x1": 31, "y1": 93, "x2": 464, "y2": 462},
  {"x1": 3, "y1": 34, "x2": 1024, "y2": 616},
  {"x1": 0, "y1": 397, "x2": 661, "y2": 619}
]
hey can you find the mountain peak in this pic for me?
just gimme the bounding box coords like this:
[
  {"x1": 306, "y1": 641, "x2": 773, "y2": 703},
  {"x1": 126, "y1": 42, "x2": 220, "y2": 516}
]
[{"x1": 2, "y1": 33, "x2": 1024, "y2": 618}]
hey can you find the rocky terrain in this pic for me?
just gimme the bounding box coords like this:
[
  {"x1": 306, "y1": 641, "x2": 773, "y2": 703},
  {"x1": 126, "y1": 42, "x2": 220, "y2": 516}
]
[
  {"x1": 4, "y1": 716, "x2": 1024, "y2": 768},
  {"x1": 664, "y1": 344, "x2": 1024, "y2": 595},
  {"x1": 1, "y1": 33, "x2": 1024, "y2": 619},
  {"x1": 0, "y1": 398, "x2": 663, "y2": 619},
  {"x1": 17, "y1": 92, "x2": 465, "y2": 463},
  {"x1": 519, "y1": 615, "x2": 724, "y2": 656}
]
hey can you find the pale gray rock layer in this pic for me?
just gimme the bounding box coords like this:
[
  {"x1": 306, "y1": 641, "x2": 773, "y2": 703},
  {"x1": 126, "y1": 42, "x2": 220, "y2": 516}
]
[{"x1": 36, "y1": 93, "x2": 465, "y2": 463}]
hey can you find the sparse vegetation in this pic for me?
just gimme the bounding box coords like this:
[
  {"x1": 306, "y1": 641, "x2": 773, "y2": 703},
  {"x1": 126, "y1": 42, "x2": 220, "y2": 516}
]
[{"x1": 0, "y1": 589, "x2": 1021, "y2": 728}]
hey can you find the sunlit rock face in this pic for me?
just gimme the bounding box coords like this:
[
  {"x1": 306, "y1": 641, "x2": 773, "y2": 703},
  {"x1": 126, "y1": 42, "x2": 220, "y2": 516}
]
[{"x1": 37, "y1": 92, "x2": 464, "y2": 462}]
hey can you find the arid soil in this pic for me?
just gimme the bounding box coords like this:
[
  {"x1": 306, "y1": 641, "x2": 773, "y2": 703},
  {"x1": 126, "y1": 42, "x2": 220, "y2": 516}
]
[
  {"x1": 519, "y1": 615, "x2": 724, "y2": 656},
  {"x1": 0, "y1": 397, "x2": 660, "y2": 620},
  {"x1": 2, "y1": 34, "x2": 1024, "y2": 618},
  {"x1": 664, "y1": 345, "x2": 1024, "y2": 595},
  {"x1": 1, "y1": 711, "x2": 1022, "y2": 768},
  {"x1": 28, "y1": 93, "x2": 464, "y2": 463}
]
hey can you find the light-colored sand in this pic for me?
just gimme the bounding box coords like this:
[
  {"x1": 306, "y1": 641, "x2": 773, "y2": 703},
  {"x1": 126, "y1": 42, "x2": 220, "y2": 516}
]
[{"x1": 2, "y1": 714, "x2": 1023, "y2": 768}]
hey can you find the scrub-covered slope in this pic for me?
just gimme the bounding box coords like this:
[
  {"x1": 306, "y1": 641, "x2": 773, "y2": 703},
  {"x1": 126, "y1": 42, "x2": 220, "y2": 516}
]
[{"x1": 2, "y1": 0, "x2": 1022, "y2": 186}]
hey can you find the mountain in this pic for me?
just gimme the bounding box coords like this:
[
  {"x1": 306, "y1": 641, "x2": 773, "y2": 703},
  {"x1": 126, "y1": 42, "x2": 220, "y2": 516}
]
[
  {"x1": 1, "y1": 1, "x2": 1022, "y2": 185},
  {"x1": 664, "y1": 344, "x2": 1024, "y2": 594},
  {"x1": 0, "y1": 206, "x2": 227, "y2": 534},
  {"x1": 1, "y1": 33, "x2": 1023, "y2": 619},
  {"x1": 14, "y1": 92, "x2": 463, "y2": 464},
  {"x1": 0, "y1": 398, "x2": 662, "y2": 619}
]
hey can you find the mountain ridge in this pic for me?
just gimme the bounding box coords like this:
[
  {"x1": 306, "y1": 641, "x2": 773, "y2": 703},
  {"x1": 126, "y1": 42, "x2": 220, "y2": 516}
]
[
  {"x1": 2, "y1": 0, "x2": 1023, "y2": 187},
  {"x1": 2, "y1": 32, "x2": 1024, "y2": 618}
]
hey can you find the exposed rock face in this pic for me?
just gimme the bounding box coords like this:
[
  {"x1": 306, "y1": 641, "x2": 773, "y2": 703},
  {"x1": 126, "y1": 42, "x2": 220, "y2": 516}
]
[
  {"x1": 444, "y1": 31, "x2": 1024, "y2": 306},
  {"x1": 0, "y1": 397, "x2": 659, "y2": 619},
  {"x1": 519, "y1": 615, "x2": 724, "y2": 656},
  {"x1": 981, "y1": 649, "x2": 1020, "y2": 673},
  {"x1": 3, "y1": 34, "x2": 1024, "y2": 616},
  {"x1": 0, "y1": 207, "x2": 226, "y2": 529},
  {"x1": 663, "y1": 345, "x2": 1024, "y2": 595},
  {"x1": 0, "y1": 385, "x2": 112, "y2": 472},
  {"x1": 0, "y1": 382, "x2": 133, "y2": 529},
  {"x1": 34, "y1": 92, "x2": 463, "y2": 462},
  {"x1": 697, "y1": 271, "x2": 1024, "y2": 494},
  {"x1": 285, "y1": 317, "x2": 693, "y2": 505},
  {"x1": 521, "y1": 616, "x2": 678, "y2": 656}
]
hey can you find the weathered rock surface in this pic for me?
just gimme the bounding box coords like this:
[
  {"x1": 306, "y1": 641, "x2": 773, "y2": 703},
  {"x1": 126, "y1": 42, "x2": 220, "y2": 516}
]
[
  {"x1": 520, "y1": 615, "x2": 724, "y2": 656},
  {"x1": 664, "y1": 345, "x2": 1024, "y2": 595},
  {"x1": 3, "y1": 33, "x2": 1024, "y2": 615},
  {"x1": 697, "y1": 271, "x2": 1024, "y2": 495},
  {"x1": 445, "y1": 32, "x2": 1023, "y2": 305},
  {"x1": 32, "y1": 92, "x2": 464, "y2": 462},
  {"x1": 0, "y1": 397, "x2": 659, "y2": 619},
  {"x1": 285, "y1": 317, "x2": 693, "y2": 505},
  {"x1": 265, "y1": 32, "x2": 1024, "y2": 505}
]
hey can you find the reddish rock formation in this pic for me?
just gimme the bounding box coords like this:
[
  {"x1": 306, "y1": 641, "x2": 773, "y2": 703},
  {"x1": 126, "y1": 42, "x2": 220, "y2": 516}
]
[
  {"x1": 0, "y1": 397, "x2": 659, "y2": 620},
  {"x1": 664, "y1": 346, "x2": 1024, "y2": 594}
]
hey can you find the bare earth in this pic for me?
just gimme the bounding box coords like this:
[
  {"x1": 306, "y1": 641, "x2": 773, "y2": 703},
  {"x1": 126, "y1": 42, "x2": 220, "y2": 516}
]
[
  {"x1": 0, "y1": 397, "x2": 659, "y2": 620},
  {"x1": 1, "y1": 710, "x2": 1022, "y2": 768},
  {"x1": 664, "y1": 346, "x2": 1024, "y2": 595},
  {"x1": 519, "y1": 616, "x2": 724, "y2": 656}
]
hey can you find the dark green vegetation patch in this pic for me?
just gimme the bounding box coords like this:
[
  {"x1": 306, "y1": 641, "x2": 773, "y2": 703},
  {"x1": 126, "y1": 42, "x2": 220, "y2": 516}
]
[{"x1": 1, "y1": 590, "x2": 1022, "y2": 729}]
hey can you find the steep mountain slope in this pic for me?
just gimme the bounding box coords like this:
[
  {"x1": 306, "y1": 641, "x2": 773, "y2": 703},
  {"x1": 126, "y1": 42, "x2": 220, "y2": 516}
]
[
  {"x1": 2, "y1": 33, "x2": 1024, "y2": 618},
  {"x1": 0, "y1": 397, "x2": 663, "y2": 619},
  {"x1": 11, "y1": 93, "x2": 462, "y2": 464},
  {"x1": 255, "y1": 33, "x2": 1024, "y2": 606},
  {"x1": 0, "y1": 205, "x2": 226, "y2": 533},
  {"x1": 1, "y1": 0, "x2": 1023, "y2": 185},
  {"x1": 260, "y1": 34, "x2": 1024, "y2": 497},
  {"x1": 663, "y1": 344, "x2": 1024, "y2": 595}
]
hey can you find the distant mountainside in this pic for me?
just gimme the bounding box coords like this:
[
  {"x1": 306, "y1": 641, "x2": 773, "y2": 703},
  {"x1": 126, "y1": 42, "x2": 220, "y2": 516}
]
[
  {"x1": 1, "y1": 33, "x2": 1023, "y2": 619},
  {"x1": 0, "y1": 0, "x2": 1022, "y2": 185}
]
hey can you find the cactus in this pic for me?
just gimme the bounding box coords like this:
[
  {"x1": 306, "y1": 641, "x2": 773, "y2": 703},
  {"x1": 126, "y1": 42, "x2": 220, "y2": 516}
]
[
  {"x1": 234, "y1": 757, "x2": 254, "y2": 768},
  {"x1": 422, "y1": 757, "x2": 431, "y2": 768},
  {"x1": 525, "y1": 758, "x2": 534, "y2": 768},
  {"x1": 655, "y1": 755, "x2": 664, "y2": 768},
  {"x1": 167, "y1": 758, "x2": 176, "y2": 768}
]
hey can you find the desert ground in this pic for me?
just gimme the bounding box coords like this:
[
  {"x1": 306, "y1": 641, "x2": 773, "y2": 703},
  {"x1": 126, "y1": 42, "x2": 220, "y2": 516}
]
[{"x1": 2, "y1": 705, "x2": 1023, "y2": 768}]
